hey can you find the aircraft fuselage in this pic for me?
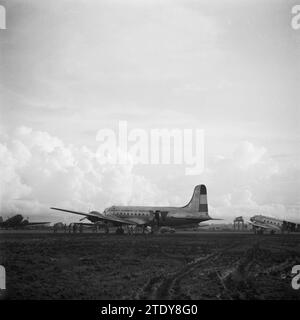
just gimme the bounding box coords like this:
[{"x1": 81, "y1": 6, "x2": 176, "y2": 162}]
[
  {"x1": 50, "y1": 184, "x2": 211, "y2": 230},
  {"x1": 100, "y1": 205, "x2": 210, "y2": 227},
  {"x1": 250, "y1": 215, "x2": 300, "y2": 233}
]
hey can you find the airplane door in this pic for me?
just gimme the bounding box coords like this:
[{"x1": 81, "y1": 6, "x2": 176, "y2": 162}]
[
  {"x1": 153, "y1": 211, "x2": 160, "y2": 226},
  {"x1": 150, "y1": 211, "x2": 160, "y2": 227}
]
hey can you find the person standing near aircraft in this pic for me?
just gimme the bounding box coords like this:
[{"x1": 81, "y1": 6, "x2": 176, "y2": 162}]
[{"x1": 92, "y1": 224, "x2": 97, "y2": 233}]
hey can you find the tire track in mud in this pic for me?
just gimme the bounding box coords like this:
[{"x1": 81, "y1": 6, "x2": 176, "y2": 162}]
[
  {"x1": 213, "y1": 239, "x2": 294, "y2": 300},
  {"x1": 154, "y1": 252, "x2": 217, "y2": 300},
  {"x1": 135, "y1": 253, "x2": 216, "y2": 300},
  {"x1": 215, "y1": 255, "x2": 255, "y2": 300},
  {"x1": 135, "y1": 242, "x2": 241, "y2": 300}
]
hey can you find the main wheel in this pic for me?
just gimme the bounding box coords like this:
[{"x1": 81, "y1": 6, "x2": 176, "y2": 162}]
[{"x1": 116, "y1": 227, "x2": 124, "y2": 234}]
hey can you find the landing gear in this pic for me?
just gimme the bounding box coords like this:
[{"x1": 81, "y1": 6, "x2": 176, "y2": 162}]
[
  {"x1": 93, "y1": 224, "x2": 100, "y2": 233},
  {"x1": 253, "y1": 227, "x2": 264, "y2": 235},
  {"x1": 127, "y1": 225, "x2": 135, "y2": 235},
  {"x1": 144, "y1": 226, "x2": 152, "y2": 234},
  {"x1": 116, "y1": 226, "x2": 124, "y2": 234}
]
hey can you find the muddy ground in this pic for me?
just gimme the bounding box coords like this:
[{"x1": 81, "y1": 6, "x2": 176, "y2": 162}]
[{"x1": 0, "y1": 232, "x2": 300, "y2": 300}]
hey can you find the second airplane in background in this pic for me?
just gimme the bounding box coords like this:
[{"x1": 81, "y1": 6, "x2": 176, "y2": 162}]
[{"x1": 249, "y1": 214, "x2": 300, "y2": 234}]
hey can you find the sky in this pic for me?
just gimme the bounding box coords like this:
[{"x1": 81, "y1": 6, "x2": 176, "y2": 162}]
[{"x1": 0, "y1": 0, "x2": 299, "y2": 223}]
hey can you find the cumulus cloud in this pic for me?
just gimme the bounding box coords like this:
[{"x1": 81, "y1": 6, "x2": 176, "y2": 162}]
[
  {"x1": 233, "y1": 141, "x2": 266, "y2": 169},
  {"x1": 0, "y1": 126, "x2": 163, "y2": 222},
  {"x1": 206, "y1": 141, "x2": 300, "y2": 222},
  {"x1": 1, "y1": 126, "x2": 299, "y2": 224}
]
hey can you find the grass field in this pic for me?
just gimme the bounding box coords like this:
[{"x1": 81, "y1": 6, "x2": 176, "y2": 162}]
[{"x1": 1, "y1": 232, "x2": 300, "y2": 300}]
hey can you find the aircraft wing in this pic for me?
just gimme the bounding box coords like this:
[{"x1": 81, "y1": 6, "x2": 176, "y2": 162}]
[
  {"x1": 50, "y1": 207, "x2": 138, "y2": 226},
  {"x1": 51, "y1": 207, "x2": 102, "y2": 218},
  {"x1": 26, "y1": 222, "x2": 50, "y2": 226}
]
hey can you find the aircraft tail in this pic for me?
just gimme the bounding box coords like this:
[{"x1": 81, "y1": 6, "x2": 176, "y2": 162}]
[{"x1": 183, "y1": 185, "x2": 209, "y2": 217}]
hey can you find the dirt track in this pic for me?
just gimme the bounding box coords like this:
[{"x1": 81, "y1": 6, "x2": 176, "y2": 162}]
[{"x1": 1, "y1": 232, "x2": 300, "y2": 299}]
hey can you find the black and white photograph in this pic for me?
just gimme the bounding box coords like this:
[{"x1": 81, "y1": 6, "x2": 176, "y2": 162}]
[{"x1": 0, "y1": 0, "x2": 300, "y2": 305}]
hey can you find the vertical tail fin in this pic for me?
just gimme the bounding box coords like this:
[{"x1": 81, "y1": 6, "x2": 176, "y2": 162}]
[{"x1": 183, "y1": 185, "x2": 208, "y2": 215}]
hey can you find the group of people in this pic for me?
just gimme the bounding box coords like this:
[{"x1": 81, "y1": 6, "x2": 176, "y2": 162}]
[
  {"x1": 53, "y1": 223, "x2": 84, "y2": 233},
  {"x1": 52, "y1": 223, "x2": 149, "y2": 234}
]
